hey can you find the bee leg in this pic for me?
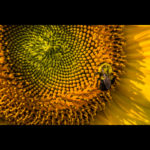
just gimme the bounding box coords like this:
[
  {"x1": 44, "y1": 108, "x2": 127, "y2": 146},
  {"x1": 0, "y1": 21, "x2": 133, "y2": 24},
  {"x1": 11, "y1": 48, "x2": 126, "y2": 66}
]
[
  {"x1": 100, "y1": 80, "x2": 106, "y2": 91},
  {"x1": 111, "y1": 76, "x2": 116, "y2": 84}
]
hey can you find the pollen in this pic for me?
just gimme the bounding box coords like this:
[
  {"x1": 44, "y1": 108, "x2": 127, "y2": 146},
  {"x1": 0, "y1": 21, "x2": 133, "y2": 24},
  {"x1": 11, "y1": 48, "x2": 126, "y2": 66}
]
[{"x1": 0, "y1": 25, "x2": 126, "y2": 125}]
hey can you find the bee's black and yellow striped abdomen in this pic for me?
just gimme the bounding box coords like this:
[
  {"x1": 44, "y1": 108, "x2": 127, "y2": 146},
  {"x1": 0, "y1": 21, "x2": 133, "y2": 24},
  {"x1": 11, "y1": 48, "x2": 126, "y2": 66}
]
[{"x1": 0, "y1": 25, "x2": 125, "y2": 125}]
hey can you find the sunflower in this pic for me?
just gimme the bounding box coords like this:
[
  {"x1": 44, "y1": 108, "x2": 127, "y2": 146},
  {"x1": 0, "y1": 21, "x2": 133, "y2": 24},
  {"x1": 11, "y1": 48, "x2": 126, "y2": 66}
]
[{"x1": 0, "y1": 25, "x2": 150, "y2": 125}]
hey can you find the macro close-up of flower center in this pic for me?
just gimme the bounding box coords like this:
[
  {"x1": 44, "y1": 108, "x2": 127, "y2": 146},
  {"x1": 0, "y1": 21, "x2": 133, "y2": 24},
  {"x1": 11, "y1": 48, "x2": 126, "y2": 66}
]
[{"x1": 0, "y1": 25, "x2": 150, "y2": 125}]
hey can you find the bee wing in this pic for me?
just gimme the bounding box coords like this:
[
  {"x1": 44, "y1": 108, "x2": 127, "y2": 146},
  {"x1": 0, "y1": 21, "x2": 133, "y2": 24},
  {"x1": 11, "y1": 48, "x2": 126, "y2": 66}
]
[{"x1": 103, "y1": 76, "x2": 111, "y2": 90}]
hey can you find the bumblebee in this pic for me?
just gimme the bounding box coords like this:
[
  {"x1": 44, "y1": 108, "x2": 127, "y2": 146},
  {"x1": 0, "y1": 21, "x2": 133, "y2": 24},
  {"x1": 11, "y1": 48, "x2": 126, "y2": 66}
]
[{"x1": 95, "y1": 63, "x2": 116, "y2": 91}]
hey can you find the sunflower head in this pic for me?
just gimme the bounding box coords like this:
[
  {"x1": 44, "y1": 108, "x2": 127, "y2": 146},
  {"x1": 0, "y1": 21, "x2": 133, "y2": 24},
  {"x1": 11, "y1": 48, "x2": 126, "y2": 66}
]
[{"x1": 0, "y1": 25, "x2": 125, "y2": 125}]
